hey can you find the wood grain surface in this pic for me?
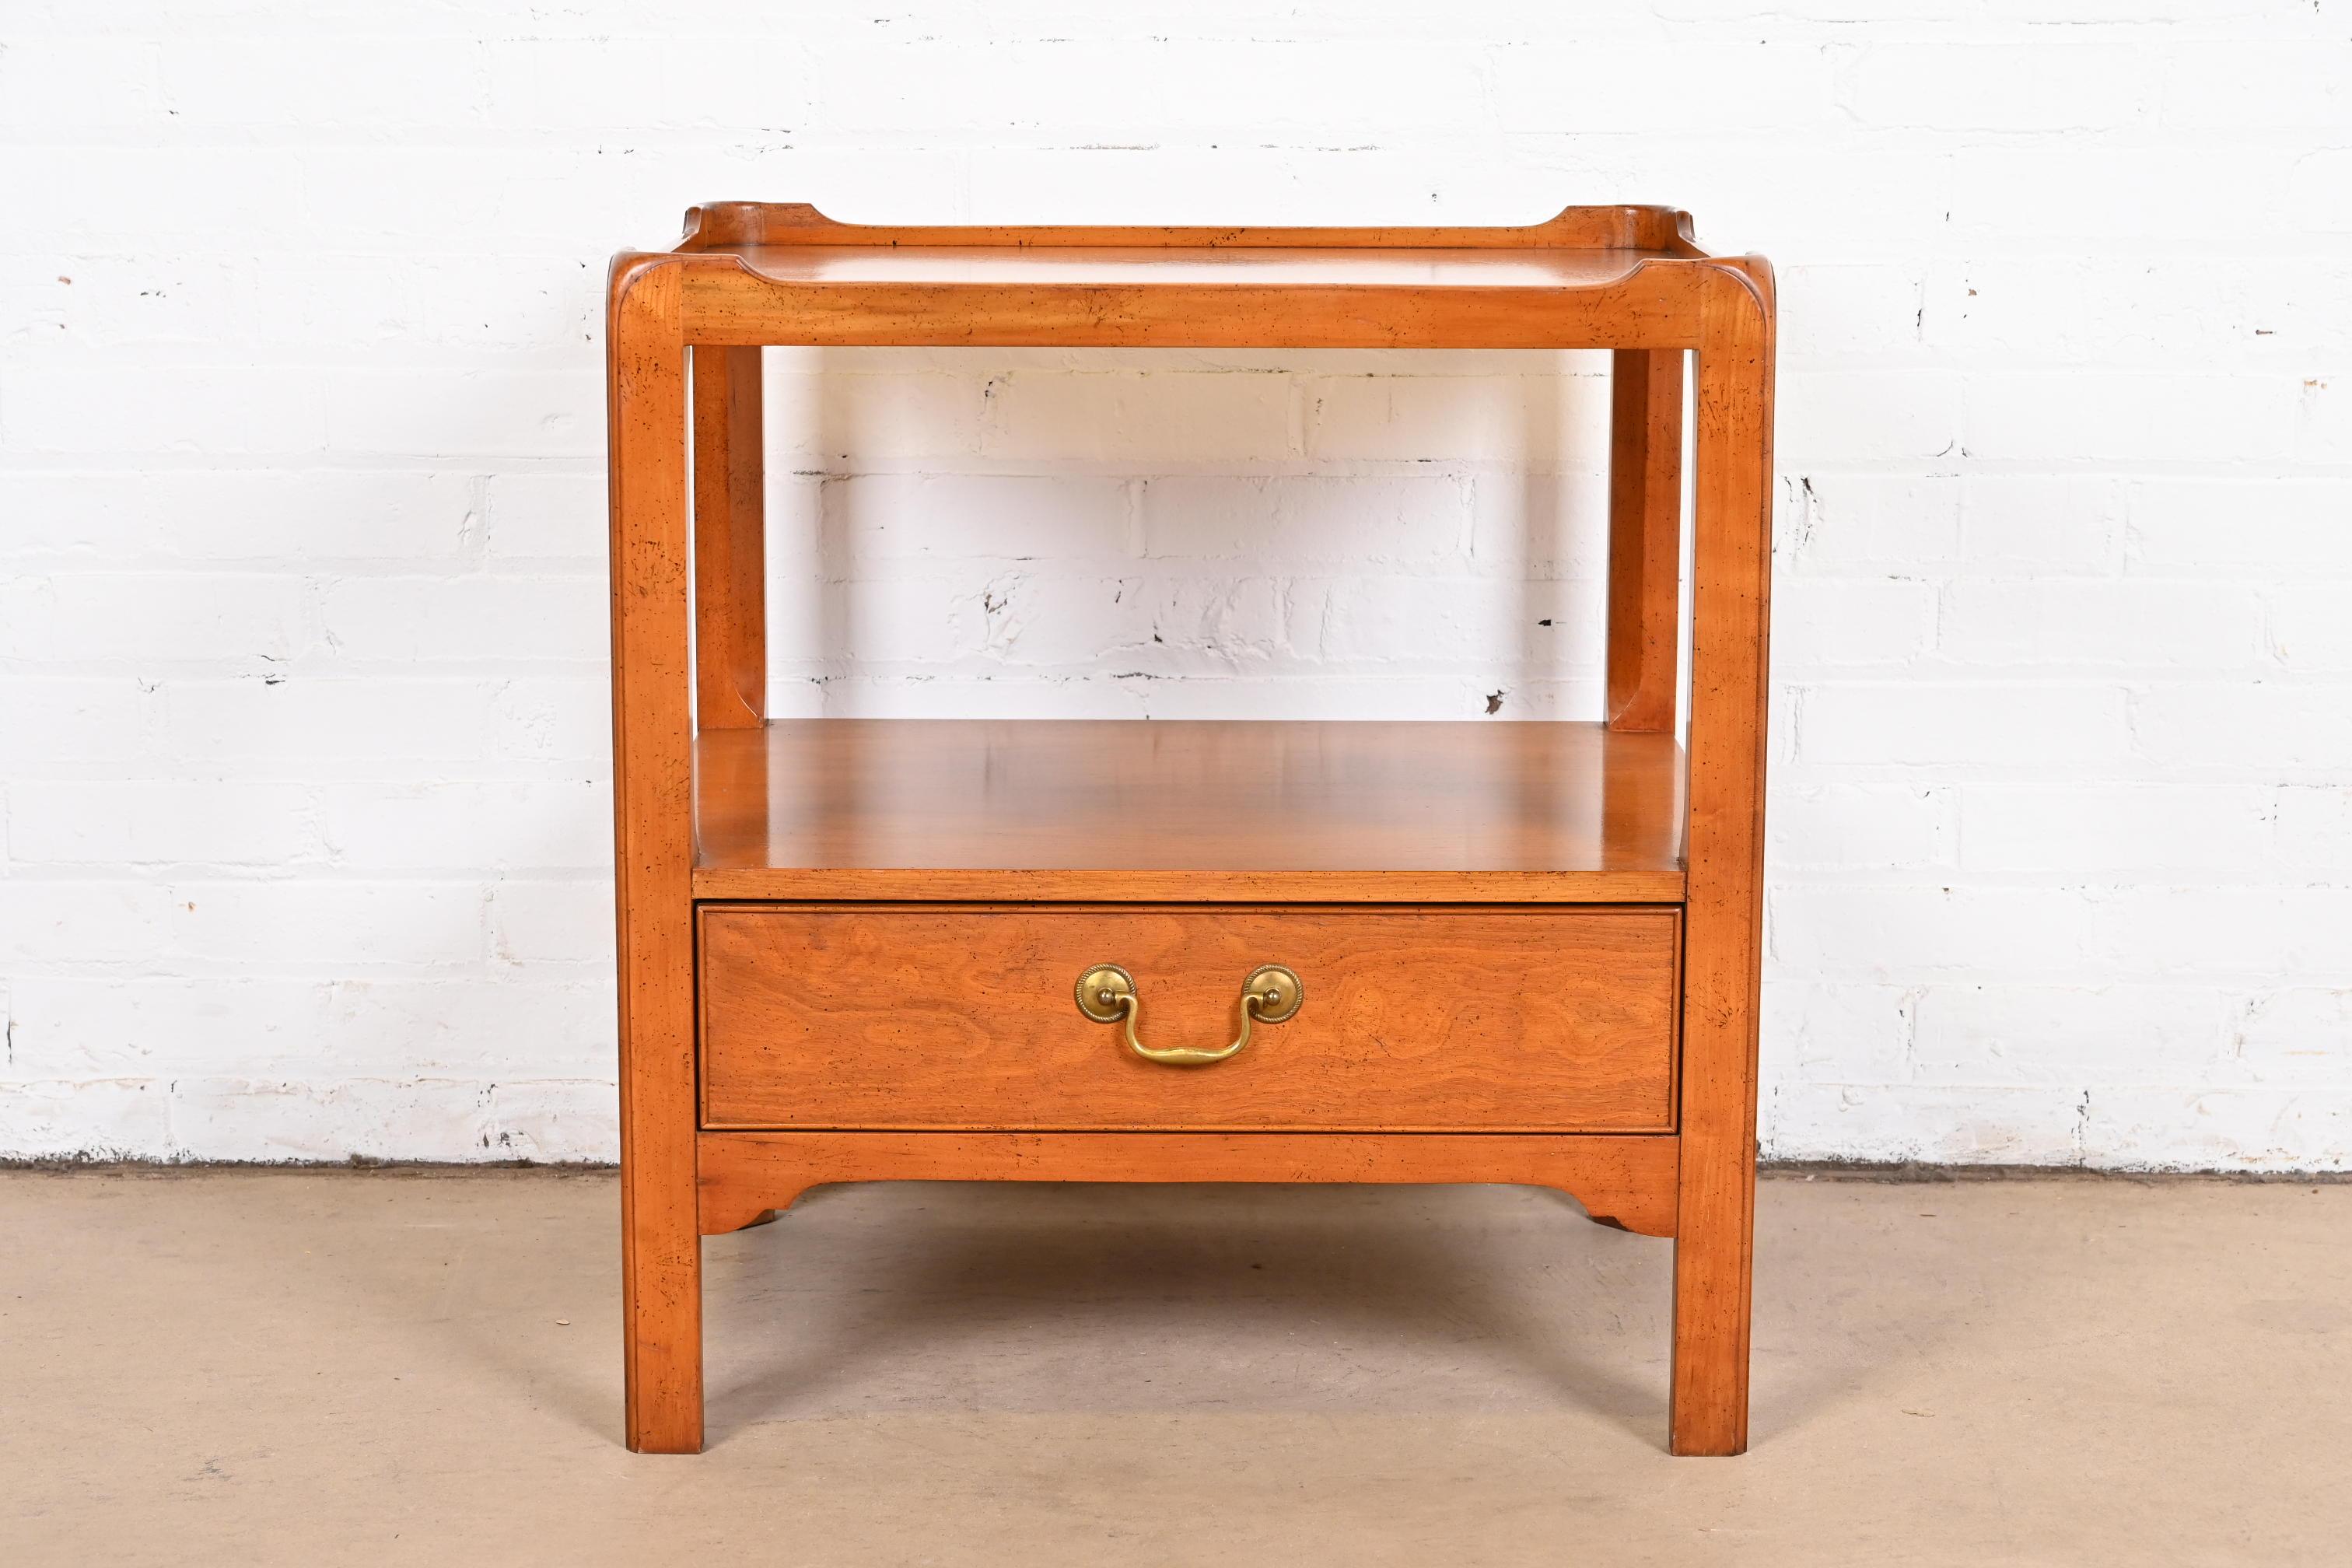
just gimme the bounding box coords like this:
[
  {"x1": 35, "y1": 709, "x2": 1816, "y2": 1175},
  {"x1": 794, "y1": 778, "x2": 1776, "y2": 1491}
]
[
  {"x1": 691, "y1": 719, "x2": 1687, "y2": 904},
  {"x1": 1669, "y1": 259, "x2": 1776, "y2": 1458},
  {"x1": 698, "y1": 905, "x2": 1679, "y2": 1134},
  {"x1": 1607, "y1": 348, "x2": 1685, "y2": 733},
  {"x1": 723, "y1": 244, "x2": 1658, "y2": 289},
  {"x1": 674, "y1": 201, "x2": 1706, "y2": 254},
  {"x1": 663, "y1": 201, "x2": 1720, "y2": 352},
  {"x1": 677, "y1": 265, "x2": 1713, "y2": 351},
  {"x1": 689, "y1": 344, "x2": 764, "y2": 729},
  {"x1": 607, "y1": 256, "x2": 703, "y2": 1454},
  {"x1": 607, "y1": 203, "x2": 1773, "y2": 1458},
  {"x1": 698, "y1": 1129, "x2": 1682, "y2": 1238}
]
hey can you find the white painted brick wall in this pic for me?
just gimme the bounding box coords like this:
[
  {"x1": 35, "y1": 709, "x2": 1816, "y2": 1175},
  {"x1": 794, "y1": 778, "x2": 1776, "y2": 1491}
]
[{"x1": 3, "y1": 2, "x2": 2348, "y2": 1169}]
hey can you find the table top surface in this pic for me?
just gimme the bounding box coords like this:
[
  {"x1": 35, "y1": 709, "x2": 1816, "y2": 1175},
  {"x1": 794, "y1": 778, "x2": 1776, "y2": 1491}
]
[{"x1": 720, "y1": 244, "x2": 1665, "y2": 291}]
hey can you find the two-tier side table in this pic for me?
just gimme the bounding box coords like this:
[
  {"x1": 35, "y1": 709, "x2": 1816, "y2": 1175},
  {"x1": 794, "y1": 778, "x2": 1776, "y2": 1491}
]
[{"x1": 604, "y1": 202, "x2": 1774, "y2": 1454}]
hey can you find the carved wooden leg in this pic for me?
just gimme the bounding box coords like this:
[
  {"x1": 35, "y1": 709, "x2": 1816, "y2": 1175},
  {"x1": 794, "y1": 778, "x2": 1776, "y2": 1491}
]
[
  {"x1": 1669, "y1": 261, "x2": 1774, "y2": 1457},
  {"x1": 609, "y1": 256, "x2": 703, "y2": 1454}
]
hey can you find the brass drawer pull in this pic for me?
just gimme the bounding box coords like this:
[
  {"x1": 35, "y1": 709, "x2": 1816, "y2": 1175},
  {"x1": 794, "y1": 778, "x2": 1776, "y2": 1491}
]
[{"x1": 1074, "y1": 964, "x2": 1304, "y2": 1065}]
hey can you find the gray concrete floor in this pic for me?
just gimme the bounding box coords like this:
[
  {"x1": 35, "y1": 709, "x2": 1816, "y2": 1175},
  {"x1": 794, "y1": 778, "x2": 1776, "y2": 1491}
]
[{"x1": 2, "y1": 1169, "x2": 2345, "y2": 1566}]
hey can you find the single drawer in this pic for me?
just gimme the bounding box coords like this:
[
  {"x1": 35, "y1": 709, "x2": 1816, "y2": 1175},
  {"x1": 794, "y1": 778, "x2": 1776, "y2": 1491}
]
[{"x1": 698, "y1": 905, "x2": 1678, "y2": 1133}]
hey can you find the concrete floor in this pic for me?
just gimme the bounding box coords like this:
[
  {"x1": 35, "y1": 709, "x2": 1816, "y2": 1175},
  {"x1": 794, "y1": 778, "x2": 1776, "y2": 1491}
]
[{"x1": 2, "y1": 1171, "x2": 2345, "y2": 1566}]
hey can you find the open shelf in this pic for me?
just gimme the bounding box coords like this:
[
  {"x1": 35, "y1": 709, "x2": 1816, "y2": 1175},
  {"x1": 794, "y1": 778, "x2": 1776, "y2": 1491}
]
[{"x1": 693, "y1": 719, "x2": 1685, "y2": 904}]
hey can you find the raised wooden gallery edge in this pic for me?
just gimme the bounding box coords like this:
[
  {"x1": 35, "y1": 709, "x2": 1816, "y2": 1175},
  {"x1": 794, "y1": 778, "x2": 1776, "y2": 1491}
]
[{"x1": 630, "y1": 202, "x2": 1759, "y2": 351}]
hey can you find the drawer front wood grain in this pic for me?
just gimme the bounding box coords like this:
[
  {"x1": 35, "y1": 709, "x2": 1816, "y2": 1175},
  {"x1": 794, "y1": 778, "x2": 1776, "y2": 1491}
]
[{"x1": 698, "y1": 905, "x2": 1678, "y2": 1132}]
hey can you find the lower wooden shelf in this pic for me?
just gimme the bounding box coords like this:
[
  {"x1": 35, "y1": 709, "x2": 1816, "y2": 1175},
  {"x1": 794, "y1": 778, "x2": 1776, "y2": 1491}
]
[{"x1": 692, "y1": 718, "x2": 1686, "y2": 903}]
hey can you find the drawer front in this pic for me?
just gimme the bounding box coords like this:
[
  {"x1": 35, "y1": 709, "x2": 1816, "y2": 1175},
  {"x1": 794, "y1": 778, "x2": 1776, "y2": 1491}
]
[{"x1": 698, "y1": 905, "x2": 1678, "y2": 1133}]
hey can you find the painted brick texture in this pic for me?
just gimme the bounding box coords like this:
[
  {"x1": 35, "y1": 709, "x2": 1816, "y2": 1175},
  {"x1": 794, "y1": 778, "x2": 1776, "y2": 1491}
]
[{"x1": 2, "y1": 4, "x2": 2347, "y2": 1167}]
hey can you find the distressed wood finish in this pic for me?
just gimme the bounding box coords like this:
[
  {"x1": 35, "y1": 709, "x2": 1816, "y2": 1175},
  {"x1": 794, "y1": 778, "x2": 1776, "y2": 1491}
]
[
  {"x1": 607, "y1": 203, "x2": 1773, "y2": 1456},
  {"x1": 691, "y1": 345, "x2": 765, "y2": 729},
  {"x1": 698, "y1": 1130, "x2": 1683, "y2": 1239},
  {"x1": 693, "y1": 719, "x2": 1686, "y2": 904},
  {"x1": 698, "y1": 905, "x2": 1680, "y2": 1133},
  {"x1": 607, "y1": 256, "x2": 702, "y2": 1454},
  {"x1": 1607, "y1": 349, "x2": 1685, "y2": 733}
]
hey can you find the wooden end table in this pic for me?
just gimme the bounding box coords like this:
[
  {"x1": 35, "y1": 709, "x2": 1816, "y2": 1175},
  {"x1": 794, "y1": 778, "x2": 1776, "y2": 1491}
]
[{"x1": 604, "y1": 202, "x2": 1774, "y2": 1454}]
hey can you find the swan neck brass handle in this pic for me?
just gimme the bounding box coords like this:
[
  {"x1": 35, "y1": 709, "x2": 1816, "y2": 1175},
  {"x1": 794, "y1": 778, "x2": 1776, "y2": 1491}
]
[{"x1": 1074, "y1": 964, "x2": 1303, "y2": 1066}]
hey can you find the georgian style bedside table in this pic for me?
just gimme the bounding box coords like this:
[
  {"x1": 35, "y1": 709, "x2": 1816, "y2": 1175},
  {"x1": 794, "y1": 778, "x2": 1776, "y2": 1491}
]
[{"x1": 604, "y1": 202, "x2": 1773, "y2": 1455}]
